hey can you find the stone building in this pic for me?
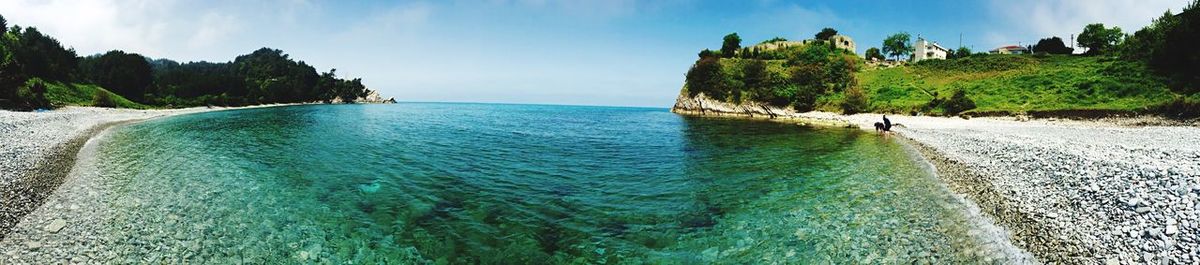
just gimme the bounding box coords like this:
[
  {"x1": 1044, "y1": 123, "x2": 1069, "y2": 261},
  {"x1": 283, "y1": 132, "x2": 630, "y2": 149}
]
[{"x1": 750, "y1": 34, "x2": 856, "y2": 53}]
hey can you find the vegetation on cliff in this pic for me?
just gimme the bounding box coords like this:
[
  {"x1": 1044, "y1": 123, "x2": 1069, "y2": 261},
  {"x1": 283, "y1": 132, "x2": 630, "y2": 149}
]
[{"x1": 684, "y1": 35, "x2": 862, "y2": 112}]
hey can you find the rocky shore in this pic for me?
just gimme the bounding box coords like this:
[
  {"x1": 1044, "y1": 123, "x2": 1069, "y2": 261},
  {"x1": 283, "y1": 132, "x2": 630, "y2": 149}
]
[
  {"x1": 0, "y1": 107, "x2": 217, "y2": 238},
  {"x1": 674, "y1": 94, "x2": 1200, "y2": 264},
  {"x1": 0, "y1": 105, "x2": 295, "y2": 241}
]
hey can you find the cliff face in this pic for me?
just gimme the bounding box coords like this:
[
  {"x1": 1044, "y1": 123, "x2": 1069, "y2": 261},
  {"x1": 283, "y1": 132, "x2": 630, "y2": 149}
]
[{"x1": 670, "y1": 91, "x2": 797, "y2": 119}]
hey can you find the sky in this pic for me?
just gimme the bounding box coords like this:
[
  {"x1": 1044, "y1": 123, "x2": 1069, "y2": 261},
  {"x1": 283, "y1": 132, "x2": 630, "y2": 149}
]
[{"x1": 0, "y1": 0, "x2": 1191, "y2": 107}]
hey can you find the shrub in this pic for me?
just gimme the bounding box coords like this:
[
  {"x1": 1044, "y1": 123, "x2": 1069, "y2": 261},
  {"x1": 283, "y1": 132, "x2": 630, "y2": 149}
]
[
  {"x1": 16, "y1": 80, "x2": 49, "y2": 109},
  {"x1": 92, "y1": 90, "x2": 117, "y2": 108},
  {"x1": 841, "y1": 85, "x2": 869, "y2": 114},
  {"x1": 1157, "y1": 95, "x2": 1200, "y2": 118},
  {"x1": 941, "y1": 90, "x2": 977, "y2": 115}
]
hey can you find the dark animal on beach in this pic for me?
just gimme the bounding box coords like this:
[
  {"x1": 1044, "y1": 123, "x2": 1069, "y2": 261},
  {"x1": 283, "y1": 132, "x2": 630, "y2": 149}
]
[{"x1": 875, "y1": 115, "x2": 894, "y2": 134}]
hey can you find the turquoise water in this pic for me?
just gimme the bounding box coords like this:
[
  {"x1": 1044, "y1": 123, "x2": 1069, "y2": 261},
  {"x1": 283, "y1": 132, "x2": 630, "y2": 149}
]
[{"x1": 90, "y1": 103, "x2": 998, "y2": 263}]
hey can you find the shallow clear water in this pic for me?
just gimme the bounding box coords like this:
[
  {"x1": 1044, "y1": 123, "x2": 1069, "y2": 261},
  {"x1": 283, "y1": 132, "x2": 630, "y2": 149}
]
[{"x1": 90, "y1": 103, "x2": 997, "y2": 263}]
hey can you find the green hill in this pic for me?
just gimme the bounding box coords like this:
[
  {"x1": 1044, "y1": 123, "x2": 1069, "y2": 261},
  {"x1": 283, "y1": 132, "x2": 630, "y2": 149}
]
[
  {"x1": 857, "y1": 55, "x2": 1185, "y2": 116},
  {"x1": 35, "y1": 78, "x2": 150, "y2": 109}
]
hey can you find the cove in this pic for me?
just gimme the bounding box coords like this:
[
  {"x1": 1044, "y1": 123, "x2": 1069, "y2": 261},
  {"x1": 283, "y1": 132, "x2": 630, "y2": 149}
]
[{"x1": 75, "y1": 103, "x2": 1007, "y2": 263}]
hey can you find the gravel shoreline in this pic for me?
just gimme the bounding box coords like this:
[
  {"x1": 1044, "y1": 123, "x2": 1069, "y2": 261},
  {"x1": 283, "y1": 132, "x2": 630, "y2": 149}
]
[
  {"x1": 0, "y1": 105, "x2": 293, "y2": 241},
  {"x1": 0, "y1": 107, "x2": 220, "y2": 238},
  {"x1": 879, "y1": 115, "x2": 1200, "y2": 264},
  {"x1": 679, "y1": 103, "x2": 1200, "y2": 264}
]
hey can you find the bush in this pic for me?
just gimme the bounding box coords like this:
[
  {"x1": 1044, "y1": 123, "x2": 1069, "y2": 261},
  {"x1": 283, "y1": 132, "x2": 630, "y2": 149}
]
[
  {"x1": 92, "y1": 90, "x2": 117, "y2": 108},
  {"x1": 941, "y1": 90, "x2": 977, "y2": 115},
  {"x1": 841, "y1": 85, "x2": 869, "y2": 114},
  {"x1": 1157, "y1": 95, "x2": 1200, "y2": 118},
  {"x1": 16, "y1": 80, "x2": 49, "y2": 109}
]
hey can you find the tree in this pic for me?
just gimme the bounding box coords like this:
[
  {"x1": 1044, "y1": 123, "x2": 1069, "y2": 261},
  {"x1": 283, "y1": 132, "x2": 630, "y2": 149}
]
[
  {"x1": 78, "y1": 50, "x2": 153, "y2": 102},
  {"x1": 1077, "y1": 23, "x2": 1123, "y2": 55},
  {"x1": 720, "y1": 33, "x2": 741, "y2": 58},
  {"x1": 233, "y1": 48, "x2": 320, "y2": 103},
  {"x1": 841, "y1": 84, "x2": 868, "y2": 114},
  {"x1": 1149, "y1": 2, "x2": 1200, "y2": 94},
  {"x1": 698, "y1": 49, "x2": 716, "y2": 58},
  {"x1": 742, "y1": 59, "x2": 767, "y2": 92},
  {"x1": 947, "y1": 46, "x2": 973, "y2": 59},
  {"x1": 11, "y1": 27, "x2": 77, "y2": 81},
  {"x1": 815, "y1": 28, "x2": 838, "y2": 40},
  {"x1": 788, "y1": 64, "x2": 824, "y2": 111},
  {"x1": 335, "y1": 78, "x2": 367, "y2": 103},
  {"x1": 1120, "y1": 11, "x2": 1179, "y2": 62},
  {"x1": 0, "y1": 14, "x2": 6, "y2": 30},
  {"x1": 0, "y1": 24, "x2": 21, "y2": 104},
  {"x1": 864, "y1": 47, "x2": 885, "y2": 61},
  {"x1": 956, "y1": 47, "x2": 972, "y2": 58},
  {"x1": 685, "y1": 56, "x2": 727, "y2": 99},
  {"x1": 942, "y1": 89, "x2": 977, "y2": 115},
  {"x1": 1032, "y1": 37, "x2": 1074, "y2": 54},
  {"x1": 316, "y1": 69, "x2": 338, "y2": 102},
  {"x1": 882, "y1": 32, "x2": 913, "y2": 61}
]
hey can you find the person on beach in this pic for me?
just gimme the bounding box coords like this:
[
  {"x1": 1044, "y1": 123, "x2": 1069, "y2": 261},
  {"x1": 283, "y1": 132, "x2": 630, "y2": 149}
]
[{"x1": 874, "y1": 115, "x2": 893, "y2": 135}]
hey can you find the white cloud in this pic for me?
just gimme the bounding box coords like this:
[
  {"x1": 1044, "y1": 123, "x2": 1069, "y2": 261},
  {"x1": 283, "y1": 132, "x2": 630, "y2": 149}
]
[
  {"x1": 0, "y1": 0, "x2": 320, "y2": 60},
  {"x1": 985, "y1": 0, "x2": 1190, "y2": 48},
  {"x1": 466, "y1": 0, "x2": 690, "y2": 18},
  {"x1": 188, "y1": 12, "x2": 240, "y2": 50},
  {"x1": 736, "y1": 3, "x2": 845, "y2": 43},
  {"x1": 0, "y1": 0, "x2": 175, "y2": 56}
]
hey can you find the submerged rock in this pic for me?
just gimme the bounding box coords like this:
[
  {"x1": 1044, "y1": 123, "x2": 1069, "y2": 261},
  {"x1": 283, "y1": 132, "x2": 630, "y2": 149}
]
[{"x1": 358, "y1": 180, "x2": 381, "y2": 194}]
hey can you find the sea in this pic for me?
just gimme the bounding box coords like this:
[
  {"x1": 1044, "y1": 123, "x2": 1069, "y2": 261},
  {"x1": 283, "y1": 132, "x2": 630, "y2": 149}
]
[{"x1": 84, "y1": 103, "x2": 1009, "y2": 263}]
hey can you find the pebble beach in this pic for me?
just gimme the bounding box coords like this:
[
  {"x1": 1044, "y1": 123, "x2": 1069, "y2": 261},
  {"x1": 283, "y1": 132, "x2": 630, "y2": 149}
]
[
  {"x1": 676, "y1": 93, "x2": 1200, "y2": 263},
  {"x1": 813, "y1": 112, "x2": 1200, "y2": 264},
  {"x1": 0, "y1": 107, "x2": 214, "y2": 237}
]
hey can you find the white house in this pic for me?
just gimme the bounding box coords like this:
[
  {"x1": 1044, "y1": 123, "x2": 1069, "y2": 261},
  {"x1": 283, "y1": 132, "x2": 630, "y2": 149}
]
[
  {"x1": 913, "y1": 37, "x2": 949, "y2": 62},
  {"x1": 989, "y1": 45, "x2": 1030, "y2": 54}
]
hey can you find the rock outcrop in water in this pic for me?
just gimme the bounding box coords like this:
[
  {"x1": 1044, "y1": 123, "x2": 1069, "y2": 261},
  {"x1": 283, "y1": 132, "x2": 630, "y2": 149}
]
[
  {"x1": 670, "y1": 91, "x2": 794, "y2": 119},
  {"x1": 331, "y1": 90, "x2": 396, "y2": 104}
]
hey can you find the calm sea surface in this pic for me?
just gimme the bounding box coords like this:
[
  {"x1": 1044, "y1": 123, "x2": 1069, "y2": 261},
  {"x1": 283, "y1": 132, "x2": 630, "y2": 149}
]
[{"x1": 90, "y1": 103, "x2": 998, "y2": 263}]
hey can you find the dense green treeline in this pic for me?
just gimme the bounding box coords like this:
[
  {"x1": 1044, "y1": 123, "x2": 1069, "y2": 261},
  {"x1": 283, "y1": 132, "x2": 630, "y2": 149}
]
[{"x1": 0, "y1": 13, "x2": 370, "y2": 110}]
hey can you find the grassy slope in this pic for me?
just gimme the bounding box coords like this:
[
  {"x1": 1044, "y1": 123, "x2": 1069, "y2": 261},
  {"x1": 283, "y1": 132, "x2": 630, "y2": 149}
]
[
  {"x1": 857, "y1": 55, "x2": 1177, "y2": 115},
  {"x1": 40, "y1": 80, "x2": 151, "y2": 109}
]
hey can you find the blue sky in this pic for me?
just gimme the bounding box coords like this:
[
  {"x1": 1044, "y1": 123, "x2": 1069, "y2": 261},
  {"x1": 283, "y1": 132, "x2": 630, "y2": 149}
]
[{"x1": 1, "y1": 0, "x2": 1191, "y2": 107}]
